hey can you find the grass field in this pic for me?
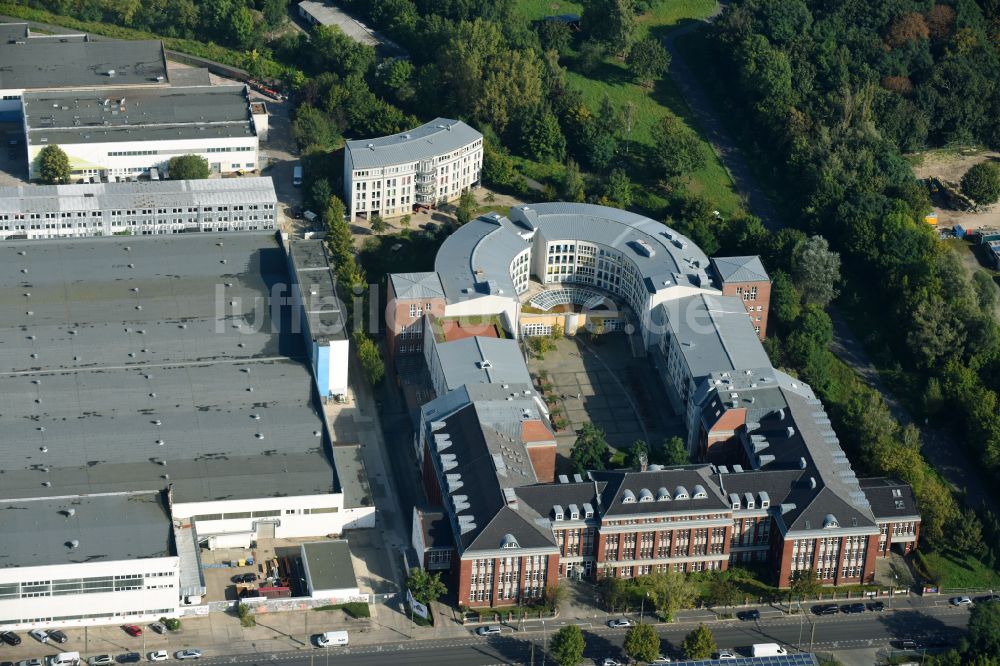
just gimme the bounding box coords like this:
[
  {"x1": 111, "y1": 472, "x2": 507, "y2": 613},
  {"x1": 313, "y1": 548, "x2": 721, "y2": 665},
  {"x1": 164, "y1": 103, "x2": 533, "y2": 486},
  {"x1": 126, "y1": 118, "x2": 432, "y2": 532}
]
[
  {"x1": 514, "y1": 0, "x2": 584, "y2": 22},
  {"x1": 922, "y1": 549, "x2": 1000, "y2": 590},
  {"x1": 636, "y1": 0, "x2": 717, "y2": 39}
]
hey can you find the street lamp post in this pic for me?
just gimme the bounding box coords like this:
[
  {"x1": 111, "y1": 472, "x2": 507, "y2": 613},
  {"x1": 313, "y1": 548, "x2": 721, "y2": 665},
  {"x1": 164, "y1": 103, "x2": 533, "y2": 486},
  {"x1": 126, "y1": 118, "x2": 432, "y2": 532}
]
[{"x1": 540, "y1": 619, "x2": 546, "y2": 666}]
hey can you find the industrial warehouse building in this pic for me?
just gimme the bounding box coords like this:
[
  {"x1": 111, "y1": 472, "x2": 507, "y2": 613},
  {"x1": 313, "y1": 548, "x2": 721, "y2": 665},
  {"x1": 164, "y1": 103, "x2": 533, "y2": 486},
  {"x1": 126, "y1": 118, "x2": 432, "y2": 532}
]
[
  {"x1": 0, "y1": 23, "x2": 168, "y2": 121},
  {"x1": 22, "y1": 85, "x2": 264, "y2": 181},
  {"x1": 392, "y1": 203, "x2": 921, "y2": 607},
  {"x1": 0, "y1": 177, "x2": 277, "y2": 239},
  {"x1": 0, "y1": 233, "x2": 372, "y2": 630},
  {"x1": 343, "y1": 118, "x2": 482, "y2": 220}
]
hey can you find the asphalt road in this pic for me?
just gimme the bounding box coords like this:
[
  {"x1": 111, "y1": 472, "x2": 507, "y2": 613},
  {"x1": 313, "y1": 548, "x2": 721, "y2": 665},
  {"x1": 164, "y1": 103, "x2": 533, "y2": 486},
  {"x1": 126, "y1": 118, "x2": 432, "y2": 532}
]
[{"x1": 151, "y1": 605, "x2": 971, "y2": 666}]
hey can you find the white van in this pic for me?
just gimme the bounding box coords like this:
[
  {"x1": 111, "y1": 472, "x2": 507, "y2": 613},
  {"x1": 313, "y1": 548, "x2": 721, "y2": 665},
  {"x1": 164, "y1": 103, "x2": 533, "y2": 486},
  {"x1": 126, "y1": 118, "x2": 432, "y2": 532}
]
[
  {"x1": 314, "y1": 631, "x2": 348, "y2": 647},
  {"x1": 292, "y1": 165, "x2": 303, "y2": 187},
  {"x1": 751, "y1": 644, "x2": 787, "y2": 657},
  {"x1": 149, "y1": 167, "x2": 160, "y2": 181},
  {"x1": 48, "y1": 652, "x2": 81, "y2": 666}
]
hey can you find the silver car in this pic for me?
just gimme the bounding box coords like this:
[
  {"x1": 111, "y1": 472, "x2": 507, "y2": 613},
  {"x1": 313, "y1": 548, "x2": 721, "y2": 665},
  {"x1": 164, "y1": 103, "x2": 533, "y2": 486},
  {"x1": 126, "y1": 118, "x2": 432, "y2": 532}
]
[
  {"x1": 90, "y1": 656, "x2": 115, "y2": 666},
  {"x1": 174, "y1": 651, "x2": 201, "y2": 661}
]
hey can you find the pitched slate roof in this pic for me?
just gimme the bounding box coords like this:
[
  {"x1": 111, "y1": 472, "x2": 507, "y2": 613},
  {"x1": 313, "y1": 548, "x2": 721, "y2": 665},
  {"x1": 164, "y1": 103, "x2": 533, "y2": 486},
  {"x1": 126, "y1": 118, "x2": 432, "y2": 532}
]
[
  {"x1": 859, "y1": 478, "x2": 920, "y2": 520},
  {"x1": 711, "y1": 256, "x2": 770, "y2": 284},
  {"x1": 592, "y1": 467, "x2": 730, "y2": 516},
  {"x1": 390, "y1": 272, "x2": 445, "y2": 300}
]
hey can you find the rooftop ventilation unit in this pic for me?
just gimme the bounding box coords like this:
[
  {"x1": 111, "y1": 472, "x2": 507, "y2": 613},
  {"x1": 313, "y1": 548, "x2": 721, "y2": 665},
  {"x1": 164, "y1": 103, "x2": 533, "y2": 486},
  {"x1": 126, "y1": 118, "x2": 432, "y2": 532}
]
[{"x1": 647, "y1": 464, "x2": 664, "y2": 472}]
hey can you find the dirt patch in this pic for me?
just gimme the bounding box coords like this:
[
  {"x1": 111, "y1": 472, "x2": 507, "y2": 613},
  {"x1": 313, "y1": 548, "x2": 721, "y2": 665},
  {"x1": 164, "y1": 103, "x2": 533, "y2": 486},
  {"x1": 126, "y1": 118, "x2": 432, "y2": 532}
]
[{"x1": 910, "y1": 148, "x2": 1000, "y2": 231}]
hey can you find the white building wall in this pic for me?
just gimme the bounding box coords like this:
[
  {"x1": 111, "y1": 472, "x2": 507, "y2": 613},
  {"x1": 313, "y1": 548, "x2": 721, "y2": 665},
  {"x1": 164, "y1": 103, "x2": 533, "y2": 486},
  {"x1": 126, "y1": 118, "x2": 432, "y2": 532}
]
[
  {"x1": 0, "y1": 556, "x2": 179, "y2": 630},
  {"x1": 171, "y1": 493, "x2": 374, "y2": 542},
  {"x1": 27, "y1": 135, "x2": 259, "y2": 180},
  {"x1": 328, "y1": 338, "x2": 350, "y2": 397},
  {"x1": 442, "y1": 296, "x2": 519, "y2": 340},
  {"x1": 345, "y1": 139, "x2": 482, "y2": 220}
]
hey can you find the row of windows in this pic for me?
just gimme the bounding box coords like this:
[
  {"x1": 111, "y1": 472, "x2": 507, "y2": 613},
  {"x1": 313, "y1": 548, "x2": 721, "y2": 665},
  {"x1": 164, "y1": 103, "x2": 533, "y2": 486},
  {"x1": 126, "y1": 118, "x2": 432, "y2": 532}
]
[
  {"x1": 193, "y1": 509, "x2": 281, "y2": 521},
  {"x1": 0, "y1": 608, "x2": 175, "y2": 626},
  {"x1": 0, "y1": 573, "x2": 174, "y2": 600}
]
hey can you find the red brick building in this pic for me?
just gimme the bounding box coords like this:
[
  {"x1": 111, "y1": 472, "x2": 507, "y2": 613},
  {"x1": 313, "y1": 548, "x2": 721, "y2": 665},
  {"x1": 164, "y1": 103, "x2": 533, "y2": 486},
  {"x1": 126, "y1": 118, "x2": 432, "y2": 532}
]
[
  {"x1": 711, "y1": 256, "x2": 772, "y2": 339},
  {"x1": 386, "y1": 272, "x2": 446, "y2": 361}
]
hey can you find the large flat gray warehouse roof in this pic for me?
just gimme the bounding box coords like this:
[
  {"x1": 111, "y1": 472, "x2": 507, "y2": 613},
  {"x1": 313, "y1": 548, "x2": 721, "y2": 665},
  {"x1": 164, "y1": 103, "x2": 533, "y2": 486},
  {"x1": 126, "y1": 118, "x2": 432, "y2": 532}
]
[
  {"x1": 0, "y1": 492, "x2": 172, "y2": 568},
  {"x1": 346, "y1": 118, "x2": 481, "y2": 170},
  {"x1": 0, "y1": 233, "x2": 339, "y2": 504},
  {"x1": 0, "y1": 177, "x2": 276, "y2": 214},
  {"x1": 302, "y1": 540, "x2": 358, "y2": 592},
  {"x1": 0, "y1": 27, "x2": 167, "y2": 91},
  {"x1": 24, "y1": 85, "x2": 254, "y2": 146}
]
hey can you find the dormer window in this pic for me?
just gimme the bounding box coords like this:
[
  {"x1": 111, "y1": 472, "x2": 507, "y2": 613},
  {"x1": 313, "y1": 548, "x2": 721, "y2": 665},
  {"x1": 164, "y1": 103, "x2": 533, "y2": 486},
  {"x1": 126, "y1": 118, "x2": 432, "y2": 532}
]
[
  {"x1": 639, "y1": 489, "x2": 654, "y2": 503},
  {"x1": 622, "y1": 489, "x2": 637, "y2": 504},
  {"x1": 500, "y1": 533, "x2": 519, "y2": 549}
]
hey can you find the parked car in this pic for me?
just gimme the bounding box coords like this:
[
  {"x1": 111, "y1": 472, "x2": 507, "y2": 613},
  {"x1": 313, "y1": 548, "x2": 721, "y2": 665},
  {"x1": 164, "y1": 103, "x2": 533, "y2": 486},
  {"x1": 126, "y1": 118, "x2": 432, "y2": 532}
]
[
  {"x1": 16, "y1": 659, "x2": 42, "y2": 666},
  {"x1": 950, "y1": 596, "x2": 973, "y2": 606},
  {"x1": 47, "y1": 631, "x2": 68, "y2": 645},
  {"x1": 812, "y1": 604, "x2": 839, "y2": 615},
  {"x1": 148, "y1": 624, "x2": 165, "y2": 636},
  {"x1": 173, "y1": 651, "x2": 201, "y2": 661},
  {"x1": 1, "y1": 631, "x2": 22, "y2": 646},
  {"x1": 607, "y1": 618, "x2": 632, "y2": 628},
  {"x1": 601, "y1": 659, "x2": 622, "y2": 666},
  {"x1": 115, "y1": 655, "x2": 140, "y2": 664},
  {"x1": 651, "y1": 657, "x2": 672, "y2": 664},
  {"x1": 122, "y1": 626, "x2": 142, "y2": 638},
  {"x1": 475, "y1": 626, "x2": 501, "y2": 636},
  {"x1": 974, "y1": 594, "x2": 1000, "y2": 604},
  {"x1": 895, "y1": 639, "x2": 921, "y2": 650},
  {"x1": 147, "y1": 652, "x2": 168, "y2": 663},
  {"x1": 2, "y1": 660, "x2": 14, "y2": 666},
  {"x1": 89, "y1": 656, "x2": 115, "y2": 665},
  {"x1": 841, "y1": 603, "x2": 866, "y2": 614},
  {"x1": 737, "y1": 609, "x2": 760, "y2": 621},
  {"x1": 29, "y1": 630, "x2": 49, "y2": 644},
  {"x1": 239, "y1": 573, "x2": 257, "y2": 583},
  {"x1": 867, "y1": 601, "x2": 885, "y2": 612},
  {"x1": 714, "y1": 652, "x2": 737, "y2": 660}
]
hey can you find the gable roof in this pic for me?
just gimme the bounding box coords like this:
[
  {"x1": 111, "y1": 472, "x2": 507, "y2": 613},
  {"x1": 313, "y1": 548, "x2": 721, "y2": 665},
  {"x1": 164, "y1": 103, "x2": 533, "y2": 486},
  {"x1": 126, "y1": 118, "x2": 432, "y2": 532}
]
[
  {"x1": 592, "y1": 467, "x2": 730, "y2": 516},
  {"x1": 390, "y1": 271, "x2": 445, "y2": 300},
  {"x1": 711, "y1": 256, "x2": 770, "y2": 284}
]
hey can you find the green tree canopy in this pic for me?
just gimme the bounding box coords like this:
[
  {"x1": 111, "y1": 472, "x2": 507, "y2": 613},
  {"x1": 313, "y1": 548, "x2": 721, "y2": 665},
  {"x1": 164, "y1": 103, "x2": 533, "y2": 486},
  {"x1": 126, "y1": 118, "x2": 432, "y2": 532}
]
[
  {"x1": 601, "y1": 169, "x2": 633, "y2": 209},
  {"x1": 647, "y1": 570, "x2": 697, "y2": 621},
  {"x1": 583, "y1": 0, "x2": 637, "y2": 56},
  {"x1": 789, "y1": 568, "x2": 822, "y2": 600},
  {"x1": 292, "y1": 105, "x2": 339, "y2": 152},
  {"x1": 549, "y1": 624, "x2": 586, "y2": 666},
  {"x1": 706, "y1": 579, "x2": 740, "y2": 610},
  {"x1": 562, "y1": 159, "x2": 587, "y2": 202},
  {"x1": 968, "y1": 592, "x2": 1000, "y2": 657},
  {"x1": 627, "y1": 37, "x2": 670, "y2": 86},
  {"x1": 370, "y1": 215, "x2": 388, "y2": 235},
  {"x1": 353, "y1": 330, "x2": 385, "y2": 385},
  {"x1": 791, "y1": 235, "x2": 841, "y2": 309},
  {"x1": 456, "y1": 190, "x2": 478, "y2": 225},
  {"x1": 651, "y1": 115, "x2": 706, "y2": 184},
  {"x1": 407, "y1": 567, "x2": 447, "y2": 607},
  {"x1": 656, "y1": 436, "x2": 690, "y2": 466},
  {"x1": 769, "y1": 270, "x2": 802, "y2": 330},
  {"x1": 623, "y1": 623, "x2": 660, "y2": 664},
  {"x1": 167, "y1": 154, "x2": 210, "y2": 180},
  {"x1": 37, "y1": 145, "x2": 71, "y2": 184},
  {"x1": 961, "y1": 162, "x2": 1000, "y2": 207},
  {"x1": 682, "y1": 624, "x2": 717, "y2": 660},
  {"x1": 571, "y1": 423, "x2": 610, "y2": 473}
]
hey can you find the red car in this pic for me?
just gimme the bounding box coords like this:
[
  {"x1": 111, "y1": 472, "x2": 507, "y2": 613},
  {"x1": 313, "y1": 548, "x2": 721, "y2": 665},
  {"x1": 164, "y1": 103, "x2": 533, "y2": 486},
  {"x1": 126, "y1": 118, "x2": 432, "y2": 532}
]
[{"x1": 123, "y1": 625, "x2": 142, "y2": 637}]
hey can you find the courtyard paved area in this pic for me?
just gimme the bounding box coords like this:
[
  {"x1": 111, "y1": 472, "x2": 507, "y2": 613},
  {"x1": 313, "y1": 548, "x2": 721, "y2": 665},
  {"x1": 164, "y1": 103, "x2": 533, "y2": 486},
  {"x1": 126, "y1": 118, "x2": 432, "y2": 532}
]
[{"x1": 527, "y1": 334, "x2": 685, "y2": 468}]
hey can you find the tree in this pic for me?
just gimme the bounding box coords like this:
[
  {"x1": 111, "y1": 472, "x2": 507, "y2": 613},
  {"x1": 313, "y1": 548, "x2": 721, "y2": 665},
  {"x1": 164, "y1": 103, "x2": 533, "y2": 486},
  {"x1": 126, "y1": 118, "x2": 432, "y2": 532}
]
[
  {"x1": 292, "y1": 105, "x2": 338, "y2": 152},
  {"x1": 681, "y1": 624, "x2": 717, "y2": 660},
  {"x1": 602, "y1": 169, "x2": 633, "y2": 209},
  {"x1": 229, "y1": 5, "x2": 257, "y2": 50},
  {"x1": 407, "y1": 567, "x2": 447, "y2": 607},
  {"x1": 961, "y1": 162, "x2": 1000, "y2": 207},
  {"x1": 571, "y1": 422, "x2": 610, "y2": 472},
  {"x1": 400, "y1": 214, "x2": 412, "y2": 231},
  {"x1": 599, "y1": 570, "x2": 628, "y2": 610},
  {"x1": 576, "y1": 39, "x2": 607, "y2": 75},
  {"x1": 167, "y1": 154, "x2": 210, "y2": 180},
  {"x1": 37, "y1": 145, "x2": 70, "y2": 184},
  {"x1": 483, "y1": 139, "x2": 516, "y2": 186},
  {"x1": 647, "y1": 570, "x2": 697, "y2": 621},
  {"x1": 789, "y1": 568, "x2": 822, "y2": 600},
  {"x1": 370, "y1": 215, "x2": 388, "y2": 235},
  {"x1": 521, "y1": 107, "x2": 567, "y2": 162},
  {"x1": 968, "y1": 589, "x2": 1000, "y2": 657},
  {"x1": 456, "y1": 190, "x2": 477, "y2": 225},
  {"x1": 627, "y1": 440, "x2": 649, "y2": 470},
  {"x1": 623, "y1": 623, "x2": 660, "y2": 664},
  {"x1": 262, "y1": 0, "x2": 287, "y2": 29},
  {"x1": 353, "y1": 330, "x2": 385, "y2": 385},
  {"x1": 658, "y1": 436, "x2": 689, "y2": 466},
  {"x1": 791, "y1": 235, "x2": 840, "y2": 308},
  {"x1": 324, "y1": 195, "x2": 347, "y2": 231},
  {"x1": 707, "y1": 579, "x2": 740, "y2": 613},
  {"x1": 583, "y1": 0, "x2": 637, "y2": 56},
  {"x1": 769, "y1": 270, "x2": 802, "y2": 329},
  {"x1": 549, "y1": 624, "x2": 585, "y2": 666},
  {"x1": 310, "y1": 179, "x2": 334, "y2": 214},
  {"x1": 561, "y1": 159, "x2": 587, "y2": 202},
  {"x1": 312, "y1": 24, "x2": 375, "y2": 78},
  {"x1": 537, "y1": 19, "x2": 573, "y2": 55},
  {"x1": 651, "y1": 115, "x2": 706, "y2": 184},
  {"x1": 627, "y1": 37, "x2": 670, "y2": 87}
]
